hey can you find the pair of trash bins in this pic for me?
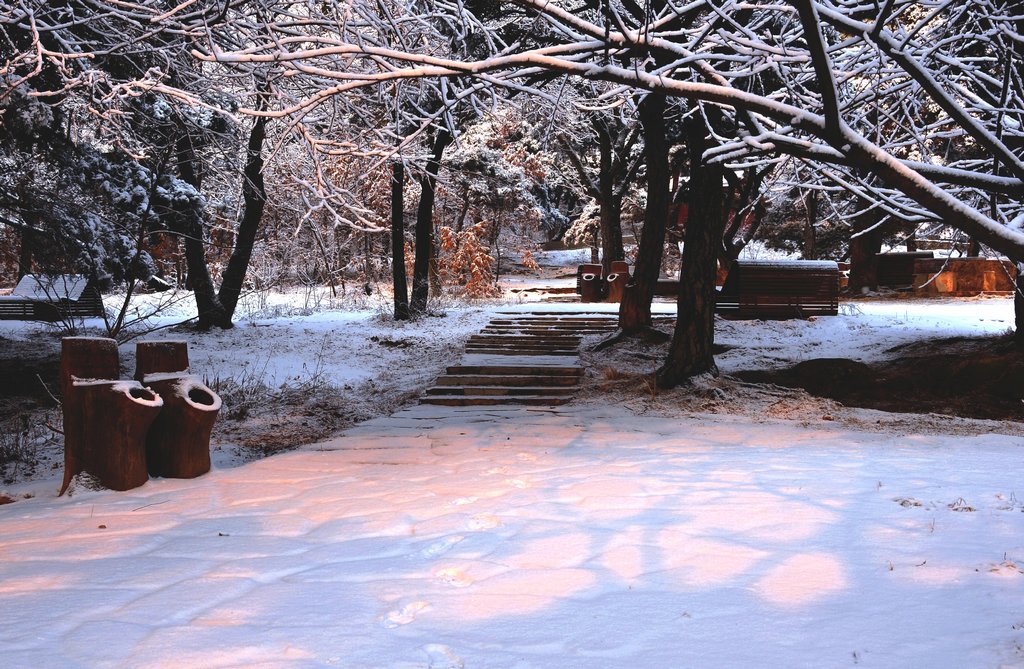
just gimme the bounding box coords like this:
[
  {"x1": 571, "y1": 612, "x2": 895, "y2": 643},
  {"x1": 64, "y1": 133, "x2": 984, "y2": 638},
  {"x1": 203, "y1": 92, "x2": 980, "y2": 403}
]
[
  {"x1": 577, "y1": 261, "x2": 631, "y2": 302},
  {"x1": 59, "y1": 337, "x2": 221, "y2": 495}
]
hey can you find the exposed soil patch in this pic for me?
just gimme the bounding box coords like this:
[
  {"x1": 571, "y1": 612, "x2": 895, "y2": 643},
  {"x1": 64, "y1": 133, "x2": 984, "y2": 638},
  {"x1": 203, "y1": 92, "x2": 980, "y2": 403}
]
[
  {"x1": 0, "y1": 334, "x2": 61, "y2": 416},
  {"x1": 734, "y1": 335, "x2": 1024, "y2": 421}
]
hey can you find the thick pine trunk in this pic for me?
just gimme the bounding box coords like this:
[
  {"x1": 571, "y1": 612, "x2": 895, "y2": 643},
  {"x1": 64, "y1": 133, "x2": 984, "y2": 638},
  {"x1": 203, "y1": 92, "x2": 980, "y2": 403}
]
[
  {"x1": 619, "y1": 94, "x2": 669, "y2": 333},
  {"x1": 218, "y1": 109, "x2": 268, "y2": 322},
  {"x1": 411, "y1": 130, "x2": 452, "y2": 315},
  {"x1": 656, "y1": 121, "x2": 727, "y2": 387},
  {"x1": 391, "y1": 162, "x2": 411, "y2": 320}
]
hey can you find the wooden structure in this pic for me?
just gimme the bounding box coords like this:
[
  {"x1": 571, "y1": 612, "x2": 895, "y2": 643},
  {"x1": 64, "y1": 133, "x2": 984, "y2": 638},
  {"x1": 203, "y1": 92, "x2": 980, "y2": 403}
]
[
  {"x1": 58, "y1": 338, "x2": 221, "y2": 493},
  {"x1": 876, "y1": 252, "x2": 934, "y2": 289},
  {"x1": 605, "y1": 261, "x2": 630, "y2": 302},
  {"x1": 59, "y1": 337, "x2": 162, "y2": 494},
  {"x1": 716, "y1": 259, "x2": 840, "y2": 319},
  {"x1": 135, "y1": 340, "x2": 220, "y2": 479},
  {"x1": 912, "y1": 257, "x2": 1017, "y2": 296},
  {"x1": 576, "y1": 263, "x2": 604, "y2": 302},
  {"x1": 0, "y1": 275, "x2": 104, "y2": 321}
]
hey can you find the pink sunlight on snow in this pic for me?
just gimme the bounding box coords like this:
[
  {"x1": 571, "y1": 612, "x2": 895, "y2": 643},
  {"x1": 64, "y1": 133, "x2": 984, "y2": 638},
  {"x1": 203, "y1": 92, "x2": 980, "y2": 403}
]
[
  {"x1": 0, "y1": 293, "x2": 1021, "y2": 667},
  {"x1": 2, "y1": 400, "x2": 1022, "y2": 668}
]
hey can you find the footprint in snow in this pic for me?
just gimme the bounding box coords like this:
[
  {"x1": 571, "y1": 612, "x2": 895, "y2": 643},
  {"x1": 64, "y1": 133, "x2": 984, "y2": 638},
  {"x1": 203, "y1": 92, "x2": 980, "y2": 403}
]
[
  {"x1": 448, "y1": 496, "x2": 478, "y2": 507},
  {"x1": 468, "y1": 513, "x2": 501, "y2": 530},
  {"x1": 420, "y1": 535, "x2": 464, "y2": 559},
  {"x1": 423, "y1": 644, "x2": 464, "y2": 669},
  {"x1": 382, "y1": 601, "x2": 430, "y2": 628},
  {"x1": 506, "y1": 478, "x2": 530, "y2": 489},
  {"x1": 434, "y1": 567, "x2": 473, "y2": 588}
]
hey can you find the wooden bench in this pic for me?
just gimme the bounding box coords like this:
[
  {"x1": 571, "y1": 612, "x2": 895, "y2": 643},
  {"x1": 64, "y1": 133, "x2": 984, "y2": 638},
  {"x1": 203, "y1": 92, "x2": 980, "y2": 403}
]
[
  {"x1": 716, "y1": 259, "x2": 840, "y2": 319},
  {"x1": 0, "y1": 275, "x2": 105, "y2": 322}
]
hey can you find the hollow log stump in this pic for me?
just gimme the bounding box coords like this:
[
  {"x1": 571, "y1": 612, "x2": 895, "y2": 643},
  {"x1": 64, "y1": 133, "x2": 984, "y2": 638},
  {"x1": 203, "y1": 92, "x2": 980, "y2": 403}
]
[
  {"x1": 75, "y1": 380, "x2": 162, "y2": 490},
  {"x1": 60, "y1": 337, "x2": 119, "y2": 495},
  {"x1": 134, "y1": 340, "x2": 189, "y2": 380},
  {"x1": 606, "y1": 272, "x2": 626, "y2": 302},
  {"x1": 143, "y1": 374, "x2": 220, "y2": 479}
]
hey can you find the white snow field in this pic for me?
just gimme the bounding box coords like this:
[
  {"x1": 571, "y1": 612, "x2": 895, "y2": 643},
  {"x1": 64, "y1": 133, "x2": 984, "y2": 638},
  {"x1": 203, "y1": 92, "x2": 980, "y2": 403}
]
[{"x1": 1, "y1": 293, "x2": 1022, "y2": 668}]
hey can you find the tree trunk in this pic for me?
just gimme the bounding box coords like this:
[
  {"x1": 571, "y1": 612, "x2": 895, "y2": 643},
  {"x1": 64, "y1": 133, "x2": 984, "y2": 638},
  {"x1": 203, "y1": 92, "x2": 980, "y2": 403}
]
[
  {"x1": 619, "y1": 93, "x2": 670, "y2": 333},
  {"x1": 848, "y1": 206, "x2": 884, "y2": 293},
  {"x1": 967, "y1": 238, "x2": 981, "y2": 257},
  {"x1": 597, "y1": 128, "x2": 626, "y2": 277},
  {"x1": 1016, "y1": 262, "x2": 1024, "y2": 348},
  {"x1": 217, "y1": 109, "x2": 268, "y2": 323},
  {"x1": 176, "y1": 136, "x2": 229, "y2": 328},
  {"x1": 803, "y1": 189, "x2": 818, "y2": 260},
  {"x1": 656, "y1": 120, "x2": 727, "y2": 387},
  {"x1": 411, "y1": 129, "x2": 452, "y2": 315},
  {"x1": 391, "y1": 162, "x2": 410, "y2": 320},
  {"x1": 17, "y1": 226, "x2": 33, "y2": 280}
]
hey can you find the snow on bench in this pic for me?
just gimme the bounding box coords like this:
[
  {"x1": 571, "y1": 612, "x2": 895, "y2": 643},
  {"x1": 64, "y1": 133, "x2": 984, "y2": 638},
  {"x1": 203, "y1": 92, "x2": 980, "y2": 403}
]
[{"x1": 0, "y1": 275, "x2": 105, "y2": 322}]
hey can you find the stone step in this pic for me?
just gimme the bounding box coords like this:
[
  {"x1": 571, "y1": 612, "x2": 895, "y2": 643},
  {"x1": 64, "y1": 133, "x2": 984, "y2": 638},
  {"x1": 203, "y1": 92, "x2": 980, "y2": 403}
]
[
  {"x1": 420, "y1": 395, "x2": 574, "y2": 407},
  {"x1": 446, "y1": 365, "x2": 583, "y2": 376},
  {"x1": 434, "y1": 374, "x2": 581, "y2": 387},
  {"x1": 464, "y1": 348, "x2": 577, "y2": 356},
  {"x1": 486, "y1": 320, "x2": 616, "y2": 327},
  {"x1": 481, "y1": 327, "x2": 612, "y2": 334},
  {"x1": 468, "y1": 335, "x2": 581, "y2": 344},
  {"x1": 425, "y1": 385, "x2": 577, "y2": 396},
  {"x1": 466, "y1": 342, "x2": 579, "y2": 351}
]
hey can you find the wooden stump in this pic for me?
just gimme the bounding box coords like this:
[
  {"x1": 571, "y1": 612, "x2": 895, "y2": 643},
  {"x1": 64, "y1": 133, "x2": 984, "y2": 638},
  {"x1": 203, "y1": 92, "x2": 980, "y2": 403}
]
[
  {"x1": 606, "y1": 272, "x2": 626, "y2": 302},
  {"x1": 134, "y1": 340, "x2": 189, "y2": 380},
  {"x1": 144, "y1": 374, "x2": 220, "y2": 479},
  {"x1": 75, "y1": 380, "x2": 162, "y2": 490},
  {"x1": 60, "y1": 337, "x2": 120, "y2": 495}
]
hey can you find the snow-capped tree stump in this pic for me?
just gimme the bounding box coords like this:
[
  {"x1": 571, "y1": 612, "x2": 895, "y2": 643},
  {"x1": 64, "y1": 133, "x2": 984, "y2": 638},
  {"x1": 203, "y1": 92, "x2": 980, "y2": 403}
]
[
  {"x1": 143, "y1": 374, "x2": 220, "y2": 479},
  {"x1": 605, "y1": 261, "x2": 630, "y2": 303},
  {"x1": 134, "y1": 340, "x2": 189, "y2": 380},
  {"x1": 60, "y1": 337, "x2": 119, "y2": 495},
  {"x1": 74, "y1": 380, "x2": 163, "y2": 490}
]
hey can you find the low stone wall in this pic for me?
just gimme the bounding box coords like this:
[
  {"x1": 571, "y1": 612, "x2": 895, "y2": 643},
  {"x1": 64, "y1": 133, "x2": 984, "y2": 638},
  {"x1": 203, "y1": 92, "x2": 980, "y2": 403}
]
[{"x1": 912, "y1": 257, "x2": 1017, "y2": 296}]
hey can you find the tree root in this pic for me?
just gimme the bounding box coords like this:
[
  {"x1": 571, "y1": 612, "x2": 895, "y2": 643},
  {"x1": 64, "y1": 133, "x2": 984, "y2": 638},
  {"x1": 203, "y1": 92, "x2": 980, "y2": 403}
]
[{"x1": 591, "y1": 325, "x2": 671, "y2": 352}]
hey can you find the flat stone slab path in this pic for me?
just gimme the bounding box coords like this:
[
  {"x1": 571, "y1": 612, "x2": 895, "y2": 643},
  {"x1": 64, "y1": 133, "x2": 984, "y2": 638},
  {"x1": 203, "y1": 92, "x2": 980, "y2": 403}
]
[{"x1": 421, "y1": 312, "x2": 619, "y2": 407}]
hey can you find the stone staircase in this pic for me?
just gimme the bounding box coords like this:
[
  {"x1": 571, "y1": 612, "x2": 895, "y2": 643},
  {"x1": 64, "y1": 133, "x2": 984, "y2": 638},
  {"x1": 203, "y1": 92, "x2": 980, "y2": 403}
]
[{"x1": 421, "y1": 313, "x2": 619, "y2": 407}]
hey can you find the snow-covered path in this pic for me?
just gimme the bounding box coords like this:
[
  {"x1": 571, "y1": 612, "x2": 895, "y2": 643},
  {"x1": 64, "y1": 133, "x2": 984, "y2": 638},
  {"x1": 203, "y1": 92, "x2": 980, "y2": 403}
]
[{"x1": 2, "y1": 402, "x2": 1022, "y2": 668}]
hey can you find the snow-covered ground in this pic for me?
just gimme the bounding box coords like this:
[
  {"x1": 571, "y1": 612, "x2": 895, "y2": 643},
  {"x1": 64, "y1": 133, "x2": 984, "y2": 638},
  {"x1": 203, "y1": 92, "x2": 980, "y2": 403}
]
[{"x1": 0, "y1": 274, "x2": 1022, "y2": 668}]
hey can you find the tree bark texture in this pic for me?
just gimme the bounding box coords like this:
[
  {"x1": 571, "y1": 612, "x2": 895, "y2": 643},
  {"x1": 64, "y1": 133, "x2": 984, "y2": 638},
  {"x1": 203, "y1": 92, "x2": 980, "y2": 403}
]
[
  {"x1": 1016, "y1": 263, "x2": 1024, "y2": 348},
  {"x1": 391, "y1": 162, "x2": 411, "y2": 320},
  {"x1": 176, "y1": 136, "x2": 229, "y2": 328},
  {"x1": 619, "y1": 94, "x2": 670, "y2": 333},
  {"x1": 656, "y1": 120, "x2": 727, "y2": 387},
  {"x1": 595, "y1": 120, "x2": 626, "y2": 277},
  {"x1": 411, "y1": 130, "x2": 452, "y2": 315},
  {"x1": 847, "y1": 205, "x2": 884, "y2": 293},
  {"x1": 218, "y1": 100, "x2": 269, "y2": 322}
]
